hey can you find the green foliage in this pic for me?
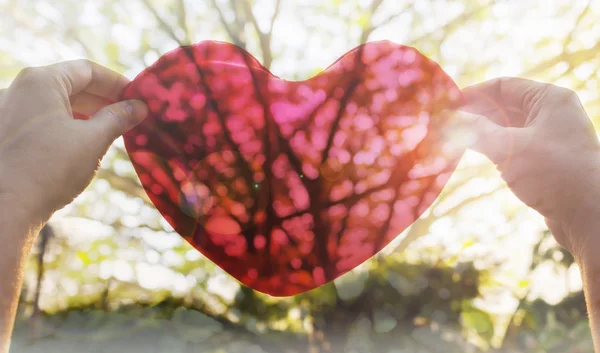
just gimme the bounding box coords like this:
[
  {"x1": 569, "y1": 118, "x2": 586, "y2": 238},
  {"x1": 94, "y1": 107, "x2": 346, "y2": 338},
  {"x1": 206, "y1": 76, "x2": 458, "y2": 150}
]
[
  {"x1": 461, "y1": 301, "x2": 495, "y2": 343},
  {"x1": 5, "y1": 0, "x2": 600, "y2": 351}
]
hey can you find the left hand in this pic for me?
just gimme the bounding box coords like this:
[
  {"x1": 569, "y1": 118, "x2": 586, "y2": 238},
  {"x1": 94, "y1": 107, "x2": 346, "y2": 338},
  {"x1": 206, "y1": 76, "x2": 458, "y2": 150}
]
[{"x1": 0, "y1": 59, "x2": 148, "y2": 228}]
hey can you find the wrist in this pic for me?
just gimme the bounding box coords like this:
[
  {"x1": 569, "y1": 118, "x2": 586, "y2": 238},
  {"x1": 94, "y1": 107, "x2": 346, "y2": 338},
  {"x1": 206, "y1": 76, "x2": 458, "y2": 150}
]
[
  {"x1": 565, "y1": 215, "x2": 600, "y2": 269},
  {"x1": 560, "y1": 163, "x2": 600, "y2": 260},
  {"x1": 0, "y1": 189, "x2": 50, "y2": 226},
  {"x1": 566, "y1": 206, "x2": 600, "y2": 294},
  {"x1": 0, "y1": 194, "x2": 46, "y2": 244}
]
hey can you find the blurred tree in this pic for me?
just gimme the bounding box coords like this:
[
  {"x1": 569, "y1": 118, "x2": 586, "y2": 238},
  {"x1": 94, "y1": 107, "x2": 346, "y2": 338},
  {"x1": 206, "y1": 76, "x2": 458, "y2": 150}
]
[{"x1": 2, "y1": 0, "x2": 600, "y2": 352}]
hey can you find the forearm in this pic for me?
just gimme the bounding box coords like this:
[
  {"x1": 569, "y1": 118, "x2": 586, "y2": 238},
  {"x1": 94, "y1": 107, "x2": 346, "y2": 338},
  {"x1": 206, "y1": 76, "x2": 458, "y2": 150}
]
[
  {"x1": 577, "y1": 257, "x2": 600, "y2": 352},
  {"x1": 0, "y1": 204, "x2": 41, "y2": 353},
  {"x1": 570, "y1": 215, "x2": 600, "y2": 352}
]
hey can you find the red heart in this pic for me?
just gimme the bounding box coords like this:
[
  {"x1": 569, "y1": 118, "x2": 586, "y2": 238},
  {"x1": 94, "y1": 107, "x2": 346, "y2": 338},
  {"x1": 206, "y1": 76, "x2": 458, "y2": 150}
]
[{"x1": 121, "y1": 40, "x2": 464, "y2": 296}]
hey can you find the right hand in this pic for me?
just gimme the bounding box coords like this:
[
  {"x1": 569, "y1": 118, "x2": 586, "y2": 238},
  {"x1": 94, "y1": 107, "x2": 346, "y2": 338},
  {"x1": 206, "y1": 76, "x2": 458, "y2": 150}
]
[
  {"x1": 459, "y1": 77, "x2": 600, "y2": 262},
  {"x1": 0, "y1": 60, "x2": 147, "y2": 229}
]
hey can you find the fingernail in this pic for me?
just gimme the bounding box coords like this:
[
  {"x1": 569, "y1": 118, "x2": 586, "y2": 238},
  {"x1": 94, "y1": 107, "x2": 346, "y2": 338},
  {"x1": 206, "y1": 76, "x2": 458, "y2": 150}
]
[
  {"x1": 125, "y1": 101, "x2": 134, "y2": 114},
  {"x1": 127, "y1": 100, "x2": 149, "y2": 121}
]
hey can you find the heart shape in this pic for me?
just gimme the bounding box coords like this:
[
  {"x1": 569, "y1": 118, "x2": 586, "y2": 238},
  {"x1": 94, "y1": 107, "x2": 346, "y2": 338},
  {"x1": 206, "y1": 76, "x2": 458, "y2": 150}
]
[{"x1": 121, "y1": 40, "x2": 464, "y2": 296}]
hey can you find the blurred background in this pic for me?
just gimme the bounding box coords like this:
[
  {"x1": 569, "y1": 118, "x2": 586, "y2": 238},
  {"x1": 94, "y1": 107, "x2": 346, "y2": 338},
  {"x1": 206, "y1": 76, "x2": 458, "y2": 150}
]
[{"x1": 2, "y1": 0, "x2": 600, "y2": 352}]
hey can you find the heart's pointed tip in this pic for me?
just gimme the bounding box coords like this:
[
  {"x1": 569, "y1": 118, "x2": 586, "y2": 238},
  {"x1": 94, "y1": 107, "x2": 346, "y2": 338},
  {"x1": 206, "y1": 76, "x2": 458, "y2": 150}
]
[{"x1": 242, "y1": 284, "x2": 317, "y2": 298}]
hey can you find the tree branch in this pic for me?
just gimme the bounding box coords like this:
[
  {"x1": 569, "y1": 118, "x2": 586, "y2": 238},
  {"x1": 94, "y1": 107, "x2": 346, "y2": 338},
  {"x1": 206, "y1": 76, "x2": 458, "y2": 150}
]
[
  {"x1": 175, "y1": 0, "x2": 191, "y2": 44},
  {"x1": 95, "y1": 168, "x2": 151, "y2": 205},
  {"x1": 359, "y1": 0, "x2": 409, "y2": 44},
  {"x1": 375, "y1": 2, "x2": 413, "y2": 28},
  {"x1": 561, "y1": 0, "x2": 592, "y2": 51},
  {"x1": 394, "y1": 186, "x2": 503, "y2": 254},
  {"x1": 140, "y1": 0, "x2": 184, "y2": 46},
  {"x1": 520, "y1": 40, "x2": 600, "y2": 78},
  {"x1": 407, "y1": 1, "x2": 494, "y2": 47},
  {"x1": 210, "y1": 0, "x2": 247, "y2": 49},
  {"x1": 269, "y1": 0, "x2": 282, "y2": 34},
  {"x1": 29, "y1": 224, "x2": 55, "y2": 340},
  {"x1": 241, "y1": 0, "x2": 275, "y2": 68}
]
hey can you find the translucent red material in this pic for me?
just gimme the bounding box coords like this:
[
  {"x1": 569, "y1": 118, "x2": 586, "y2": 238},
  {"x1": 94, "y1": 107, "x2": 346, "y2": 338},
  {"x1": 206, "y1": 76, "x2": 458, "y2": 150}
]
[{"x1": 121, "y1": 40, "x2": 464, "y2": 296}]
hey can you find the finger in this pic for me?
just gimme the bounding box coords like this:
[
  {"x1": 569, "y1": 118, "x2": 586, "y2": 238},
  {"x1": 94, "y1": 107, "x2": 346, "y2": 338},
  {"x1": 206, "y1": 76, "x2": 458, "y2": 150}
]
[
  {"x1": 8, "y1": 61, "x2": 130, "y2": 119},
  {"x1": 70, "y1": 91, "x2": 113, "y2": 118},
  {"x1": 453, "y1": 110, "x2": 531, "y2": 165},
  {"x1": 461, "y1": 99, "x2": 528, "y2": 128},
  {"x1": 462, "y1": 77, "x2": 550, "y2": 127},
  {"x1": 84, "y1": 99, "x2": 148, "y2": 144},
  {"x1": 44, "y1": 59, "x2": 130, "y2": 101}
]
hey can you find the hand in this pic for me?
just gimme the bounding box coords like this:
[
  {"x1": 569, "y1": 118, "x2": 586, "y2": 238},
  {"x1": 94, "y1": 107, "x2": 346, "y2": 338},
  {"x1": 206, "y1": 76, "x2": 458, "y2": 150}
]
[
  {"x1": 460, "y1": 77, "x2": 600, "y2": 262},
  {"x1": 0, "y1": 59, "x2": 148, "y2": 227}
]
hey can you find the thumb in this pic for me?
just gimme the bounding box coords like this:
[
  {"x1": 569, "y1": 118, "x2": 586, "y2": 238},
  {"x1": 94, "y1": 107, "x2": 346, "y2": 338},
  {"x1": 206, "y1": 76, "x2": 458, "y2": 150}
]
[
  {"x1": 89, "y1": 99, "x2": 148, "y2": 142},
  {"x1": 449, "y1": 110, "x2": 530, "y2": 165}
]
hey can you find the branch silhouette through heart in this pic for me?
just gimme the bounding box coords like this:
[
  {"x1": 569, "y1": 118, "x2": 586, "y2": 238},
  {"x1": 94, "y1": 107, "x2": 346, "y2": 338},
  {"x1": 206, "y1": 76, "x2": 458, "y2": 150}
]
[{"x1": 121, "y1": 40, "x2": 465, "y2": 296}]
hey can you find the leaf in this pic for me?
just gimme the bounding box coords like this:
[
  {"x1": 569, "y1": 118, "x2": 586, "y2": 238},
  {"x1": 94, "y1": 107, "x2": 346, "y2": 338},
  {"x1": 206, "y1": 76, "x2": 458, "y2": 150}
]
[
  {"x1": 518, "y1": 278, "x2": 530, "y2": 289},
  {"x1": 461, "y1": 306, "x2": 494, "y2": 342},
  {"x1": 77, "y1": 251, "x2": 91, "y2": 265},
  {"x1": 356, "y1": 12, "x2": 370, "y2": 29},
  {"x1": 105, "y1": 41, "x2": 120, "y2": 64}
]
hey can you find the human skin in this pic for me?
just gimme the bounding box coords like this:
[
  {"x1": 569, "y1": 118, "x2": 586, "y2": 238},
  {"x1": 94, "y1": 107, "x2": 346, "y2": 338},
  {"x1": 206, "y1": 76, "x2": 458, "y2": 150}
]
[
  {"x1": 461, "y1": 77, "x2": 600, "y2": 351},
  {"x1": 1, "y1": 63, "x2": 600, "y2": 351},
  {"x1": 0, "y1": 60, "x2": 148, "y2": 352}
]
